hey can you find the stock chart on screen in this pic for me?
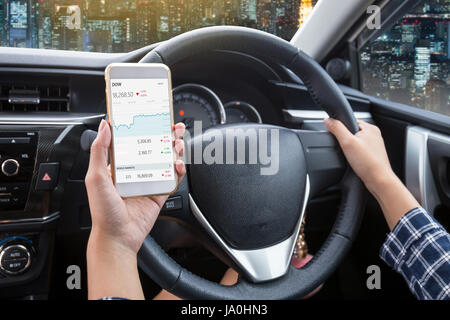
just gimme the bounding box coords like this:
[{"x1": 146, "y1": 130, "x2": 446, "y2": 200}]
[{"x1": 110, "y1": 78, "x2": 174, "y2": 184}]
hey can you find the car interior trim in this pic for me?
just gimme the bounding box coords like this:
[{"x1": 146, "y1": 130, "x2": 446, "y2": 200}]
[
  {"x1": 283, "y1": 109, "x2": 372, "y2": 123},
  {"x1": 405, "y1": 126, "x2": 443, "y2": 213},
  {"x1": 290, "y1": 0, "x2": 376, "y2": 62},
  {"x1": 173, "y1": 83, "x2": 226, "y2": 125},
  {"x1": 0, "y1": 113, "x2": 105, "y2": 125},
  {"x1": 0, "y1": 212, "x2": 60, "y2": 225},
  {"x1": 188, "y1": 175, "x2": 310, "y2": 283}
]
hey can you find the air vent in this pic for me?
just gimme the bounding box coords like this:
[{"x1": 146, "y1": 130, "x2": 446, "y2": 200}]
[{"x1": 0, "y1": 83, "x2": 70, "y2": 112}]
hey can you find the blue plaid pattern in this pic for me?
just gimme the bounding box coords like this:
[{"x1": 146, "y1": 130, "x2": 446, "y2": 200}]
[{"x1": 380, "y1": 207, "x2": 450, "y2": 300}]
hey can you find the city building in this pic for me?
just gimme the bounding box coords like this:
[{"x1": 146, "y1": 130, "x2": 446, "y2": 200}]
[
  {"x1": 1, "y1": 0, "x2": 38, "y2": 48},
  {"x1": 415, "y1": 47, "x2": 432, "y2": 88},
  {"x1": 299, "y1": 0, "x2": 316, "y2": 27}
]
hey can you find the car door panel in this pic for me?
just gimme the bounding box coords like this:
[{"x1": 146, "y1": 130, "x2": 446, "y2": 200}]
[
  {"x1": 428, "y1": 134, "x2": 450, "y2": 209},
  {"x1": 369, "y1": 97, "x2": 450, "y2": 216}
]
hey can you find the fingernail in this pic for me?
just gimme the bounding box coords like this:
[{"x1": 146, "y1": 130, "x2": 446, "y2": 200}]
[
  {"x1": 98, "y1": 119, "x2": 106, "y2": 132},
  {"x1": 324, "y1": 118, "x2": 331, "y2": 126},
  {"x1": 176, "y1": 128, "x2": 185, "y2": 136},
  {"x1": 102, "y1": 120, "x2": 110, "y2": 133},
  {"x1": 175, "y1": 159, "x2": 184, "y2": 170}
]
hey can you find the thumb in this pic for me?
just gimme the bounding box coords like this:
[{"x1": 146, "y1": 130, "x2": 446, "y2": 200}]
[
  {"x1": 88, "y1": 119, "x2": 111, "y2": 177},
  {"x1": 324, "y1": 118, "x2": 354, "y2": 144}
]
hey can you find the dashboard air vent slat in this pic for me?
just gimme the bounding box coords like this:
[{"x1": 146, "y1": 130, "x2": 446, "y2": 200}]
[{"x1": 0, "y1": 83, "x2": 70, "y2": 112}]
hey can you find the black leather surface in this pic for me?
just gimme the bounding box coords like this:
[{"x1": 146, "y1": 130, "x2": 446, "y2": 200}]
[
  {"x1": 295, "y1": 130, "x2": 346, "y2": 196},
  {"x1": 188, "y1": 124, "x2": 307, "y2": 249},
  {"x1": 288, "y1": 52, "x2": 359, "y2": 134},
  {"x1": 141, "y1": 26, "x2": 359, "y2": 134},
  {"x1": 138, "y1": 26, "x2": 366, "y2": 299}
]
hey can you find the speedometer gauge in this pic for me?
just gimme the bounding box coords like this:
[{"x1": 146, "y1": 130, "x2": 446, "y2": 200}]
[
  {"x1": 172, "y1": 84, "x2": 225, "y2": 130},
  {"x1": 224, "y1": 101, "x2": 262, "y2": 124}
]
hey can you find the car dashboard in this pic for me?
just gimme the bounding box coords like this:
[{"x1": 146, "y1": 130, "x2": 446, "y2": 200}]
[{"x1": 0, "y1": 46, "x2": 372, "y2": 299}]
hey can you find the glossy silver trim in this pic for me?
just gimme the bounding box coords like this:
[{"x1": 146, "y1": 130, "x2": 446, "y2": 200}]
[
  {"x1": 173, "y1": 83, "x2": 226, "y2": 125},
  {"x1": 0, "y1": 212, "x2": 60, "y2": 225},
  {"x1": 0, "y1": 113, "x2": 105, "y2": 125},
  {"x1": 189, "y1": 175, "x2": 310, "y2": 283},
  {"x1": 1, "y1": 159, "x2": 19, "y2": 177},
  {"x1": 405, "y1": 126, "x2": 446, "y2": 213},
  {"x1": 54, "y1": 125, "x2": 75, "y2": 145},
  {"x1": 283, "y1": 109, "x2": 372, "y2": 123},
  {"x1": 0, "y1": 244, "x2": 31, "y2": 275}
]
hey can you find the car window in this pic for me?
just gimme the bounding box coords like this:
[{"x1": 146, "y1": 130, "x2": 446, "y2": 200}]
[
  {"x1": 360, "y1": 0, "x2": 450, "y2": 117},
  {"x1": 0, "y1": 0, "x2": 318, "y2": 53}
]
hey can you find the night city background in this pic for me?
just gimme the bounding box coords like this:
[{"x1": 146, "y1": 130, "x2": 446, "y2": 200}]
[
  {"x1": 0, "y1": 0, "x2": 317, "y2": 52},
  {"x1": 361, "y1": 0, "x2": 449, "y2": 116},
  {"x1": 0, "y1": 0, "x2": 448, "y2": 115}
]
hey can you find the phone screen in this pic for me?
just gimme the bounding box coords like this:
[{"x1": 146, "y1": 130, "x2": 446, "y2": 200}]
[{"x1": 110, "y1": 78, "x2": 175, "y2": 184}]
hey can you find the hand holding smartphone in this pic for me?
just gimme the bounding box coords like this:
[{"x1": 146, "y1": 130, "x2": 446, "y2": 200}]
[{"x1": 105, "y1": 63, "x2": 179, "y2": 197}]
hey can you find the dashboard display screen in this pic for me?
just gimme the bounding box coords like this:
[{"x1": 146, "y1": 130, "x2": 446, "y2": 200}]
[{"x1": 110, "y1": 78, "x2": 174, "y2": 184}]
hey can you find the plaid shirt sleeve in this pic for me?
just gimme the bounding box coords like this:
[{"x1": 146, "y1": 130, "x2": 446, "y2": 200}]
[{"x1": 380, "y1": 207, "x2": 450, "y2": 300}]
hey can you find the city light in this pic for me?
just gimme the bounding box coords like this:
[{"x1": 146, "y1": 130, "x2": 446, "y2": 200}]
[
  {"x1": 0, "y1": 0, "x2": 448, "y2": 117},
  {"x1": 361, "y1": 0, "x2": 449, "y2": 116},
  {"x1": 0, "y1": 0, "x2": 315, "y2": 52}
]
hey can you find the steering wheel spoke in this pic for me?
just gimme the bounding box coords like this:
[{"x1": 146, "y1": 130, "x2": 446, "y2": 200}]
[
  {"x1": 158, "y1": 175, "x2": 190, "y2": 219},
  {"x1": 295, "y1": 129, "x2": 346, "y2": 197},
  {"x1": 188, "y1": 175, "x2": 309, "y2": 283}
]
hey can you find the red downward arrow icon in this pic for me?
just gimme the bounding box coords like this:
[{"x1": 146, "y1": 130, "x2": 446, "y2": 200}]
[{"x1": 136, "y1": 92, "x2": 139, "y2": 96}]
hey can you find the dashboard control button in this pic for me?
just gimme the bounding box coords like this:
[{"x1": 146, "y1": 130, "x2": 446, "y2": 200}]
[
  {"x1": 0, "y1": 183, "x2": 29, "y2": 210},
  {"x1": 35, "y1": 162, "x2": 60, "y2": 191},
  {"x1": 0, "y1": 195, "x2": 26, "y2": 210},
  {"x1": 1, "y1": 159, "x2": 20, "y2": 177},
  {"x1": 10, "y1": 183, "x2": 28, "y2": 193},
  {"x1": 0, "y1": 137, "x2": 30, "y2": 145},
  {"x1": 0, "y1": 196, "x2": 11, "y2": 205},
  {"x1": 2, "y1": 246, "x2": 28, "y2": 260},
  {"x1": 2, "y1": 259, "x2": 28, "y2": 273},
  {"x1": 0, "y1": 244, "x2": 31, "y2": 275},
  {"x1": 162, "y1": 196, "x2": 183, "y2": 211},
  {"x1": 11, "y1": 195, "x2": 24, "y2": 205}
]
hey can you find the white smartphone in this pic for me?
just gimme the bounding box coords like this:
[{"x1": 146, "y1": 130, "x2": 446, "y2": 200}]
[{"x1": 105, "y1": 63, "x2": 178, "y2": 197}]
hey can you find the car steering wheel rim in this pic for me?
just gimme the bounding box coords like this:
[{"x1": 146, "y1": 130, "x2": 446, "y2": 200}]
[{"x1": 137, "y1": 26, "x2": 367, "y2": 300}]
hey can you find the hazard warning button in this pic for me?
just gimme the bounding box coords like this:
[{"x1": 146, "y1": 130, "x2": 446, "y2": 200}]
[{"x1": 35, "y1": 162, "x2": 60, "y2": 191}]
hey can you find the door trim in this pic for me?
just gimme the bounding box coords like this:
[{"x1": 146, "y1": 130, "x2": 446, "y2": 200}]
[{"x1": 405, "y1": 126, "x2": 447, "y2": 213}]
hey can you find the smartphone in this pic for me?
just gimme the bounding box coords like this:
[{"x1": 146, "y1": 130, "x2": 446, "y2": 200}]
[{"x1": 105, "y1": 63, "x2": 178, "y2": 197}]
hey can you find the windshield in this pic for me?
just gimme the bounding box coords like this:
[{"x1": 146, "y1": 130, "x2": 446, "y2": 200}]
[{"x1": 0, "y1": 0, "x2": 318, "y2": 53}]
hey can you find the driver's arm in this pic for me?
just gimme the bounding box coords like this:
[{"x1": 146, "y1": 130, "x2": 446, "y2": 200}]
[
  {"x1": 325, "y1": 118, "x2": 450, "y2": 300},
  {"x1": 85, "y1": 120, "x2": 186, "y2": 300}
]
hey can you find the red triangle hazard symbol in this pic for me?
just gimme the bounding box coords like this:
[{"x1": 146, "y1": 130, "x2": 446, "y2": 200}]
[{"x1": 42, "y1": 173, "x2": 52, "y2": 181}]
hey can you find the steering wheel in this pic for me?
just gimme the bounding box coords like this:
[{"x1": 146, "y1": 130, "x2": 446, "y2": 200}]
[{"x1": 136, "y1": 26, "x2": 366, "y2": 299}]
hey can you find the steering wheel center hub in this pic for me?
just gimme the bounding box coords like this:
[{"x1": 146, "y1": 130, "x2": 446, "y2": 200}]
[{"x1": 188, "y1": 124, "x2": 308, "y2": 250}]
